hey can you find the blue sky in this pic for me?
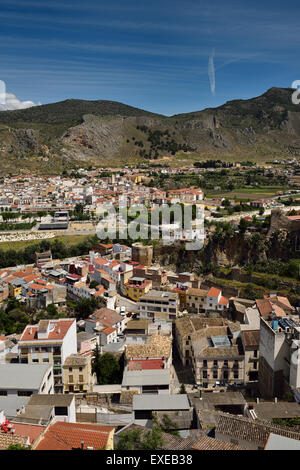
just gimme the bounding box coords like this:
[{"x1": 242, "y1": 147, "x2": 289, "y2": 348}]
[{"x1": 0, "y1": 0, "x2": 300, "y2": 115}]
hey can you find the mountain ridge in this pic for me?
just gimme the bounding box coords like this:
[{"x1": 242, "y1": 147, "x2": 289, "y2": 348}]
[{"x1": 0, "y1": 87, "x2": 300, "y2": 174}]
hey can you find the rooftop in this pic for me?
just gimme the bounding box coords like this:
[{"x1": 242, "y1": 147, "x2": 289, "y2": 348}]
[
  {"x1": 35, "y1": 421, "x2": 114, "y2": 450},
  {"x1": 122, "y1": 367, "x2": 170, "y2": 387},
  {"x1": 133, "y1": 394, "x2": 190, "y2": 411},
  {"x1": 125, "y1": 334, "x2": 172, "y2": 360},
  {"x1": 0, "y1": 364, "x2": 51, "y2": 390}
]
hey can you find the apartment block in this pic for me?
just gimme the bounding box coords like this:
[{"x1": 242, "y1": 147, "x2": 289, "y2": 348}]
[
  {"x1": 18, "y1": 319, "x2": 77, "y2": 393},
  {"x1": 138, "y1": 289, "x2": 179, "y2": 322}
]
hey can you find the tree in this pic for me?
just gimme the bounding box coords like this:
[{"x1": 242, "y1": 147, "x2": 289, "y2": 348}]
[
  {"x1": 115, "y1": 428, "x2": 143, "y2": 450},
  {"x1": 179, "y1": 383, "x2": 187, "y2": 394},
  {"x1": 6, "y1": 443, "x2": 31, "y2": 450},
  {"x1": 93, "y1": 352, "x2": 121, "y2": 385},
  {"x1": 46, "y1": 303, "x2": 58, "y2": 317},
  {"x1": 74, "y1": 297, "x2": 100, "y2": 319},
  {"x1": 238, "y1": 218, "x2": 248, "y2": 234},
  {"x1": 115, "y1": 426, "x2": 164, "y2": 450},
  {"x1": 158, "y1": 414, "x2": 180, "y2": 437},
  {"x1": 89, "y1": 280, "x2": 99, "y2": 289}
]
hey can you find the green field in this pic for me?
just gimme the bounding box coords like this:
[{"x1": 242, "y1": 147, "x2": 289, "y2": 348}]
[
  {"x1": 0, "y1": 234, "x2": 88, "y2": 252},
  {"x1": 205, "y1": 186, "x2": 290, "y2": 200}
]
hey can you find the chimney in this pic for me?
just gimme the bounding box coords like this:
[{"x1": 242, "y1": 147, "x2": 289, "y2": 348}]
[{"x1": 81, "y1": 440, "x2": 84, "y2": 450}]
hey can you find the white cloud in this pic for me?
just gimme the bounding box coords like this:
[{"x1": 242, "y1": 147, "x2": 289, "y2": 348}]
[
  {"x1": 0, "y1": 92, "x2": 41, "y2": 111},
  {"x1": 208, "y1": 49, "x2": 215, "y2": 96}
]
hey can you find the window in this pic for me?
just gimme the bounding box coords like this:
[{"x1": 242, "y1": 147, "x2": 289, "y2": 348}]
[
  {"x1": 54, "y1": 406, "x2": 68, "y2": 416},
  {"x1": 223, "y1": 371, "x2": 228, "y2": 380},
  {"x1": 17, "y1": 391, "x2": 32, "y2": 397},
  {"x1": 202, "y1": 370, "x2": 207, "y2": 379},
  {"x1": 79, "y1": 375, "x2": 84, "y2": 383},
  {"x1": 69, "y1": 367, "x2": 72, "y2": 372},
  {"x1": 43, "y1": 358, "x2": 49, "y2": 363},
  {"x1": 234, "y1": 370, "x2": 239, "y2": 379},
  {"x1": 69, "y1": 375, "x2": 73, "y2": 383},
  {"x1": 213, "y1": 370, "x2": 218, "y2": 379},
  {"x1": 213, "y1": 360, "x2": 218, "y2": 367},
  {"x1": 32, "y1": 359, "x2": 39, "y2": 363},
  {"x1": 203, "y1": 360, "x2": 207, "y2": 367},
  {"x1": 224, "y1": 360, "x2": 228, "y2": 367},
  {"x1": 79, "y1": 367, "x2": 83, "y2": 372},
  {"x1": 253, "y1": 350, "x2": 258, "y2": 358},
  {"x1": 0, "y1": 390, "x2": 7, "y2": 396}
]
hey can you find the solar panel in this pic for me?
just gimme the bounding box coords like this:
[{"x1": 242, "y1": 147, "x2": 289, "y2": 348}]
[{"x1": 211, "y1": 335, "x2": 231, "y2": 348}]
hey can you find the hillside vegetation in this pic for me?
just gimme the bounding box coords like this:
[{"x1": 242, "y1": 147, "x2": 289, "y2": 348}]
[{"x1": 0, "y1": 87, "x2": 300, "y2": 173}]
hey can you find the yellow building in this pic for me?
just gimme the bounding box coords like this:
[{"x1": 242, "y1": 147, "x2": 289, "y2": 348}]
[
  {"x1": 124, "y1": 277, "x2": 152, "y2": 301},
  {"x1": 171, "y1": 287, "x2": 187, "y2": 309},
  {"x1": 63, "y1": 354, "x2": 92, "y2": 394},
  {"x1": 8, "y1": 279, "x2": 23, "y2": 297}
]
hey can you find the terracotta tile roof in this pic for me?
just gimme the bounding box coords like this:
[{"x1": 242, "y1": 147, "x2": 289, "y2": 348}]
[
  {"x1": 23, "y1": 274, "x2": 41, "y2": 283},
  {"x1": 126, "y1": 334, "x2": 172, "y2": 360},
  {"x1": 242, "y1": 330, "x2": 260, "y2": 348},
  {"x1": 218, "y1": 296, "x2": 229, "y2": 306},
  {"x1": 101, "y1": 326, "x2": 116, "y2": 335},
  {"x1": 0, "y1": 432, "x2": 28, "y2": 449},
  {"x1": 93, "y1": 258, "x2": 109, "y2": 266},
  {"x1": 256, "y1": 299, "x2": 272, "y2": 316},
  {"x1": 175, "y1": 317, "x2": 227, "y2": 339},
  {"x1": 215, "y1": 414, "x2": 300, "y2": 447},
  {"x1": 9, "y1": 422, "x2": 45, "y2": 446},
  {"x1": 207, "y1": 287, "x2": 221, "y2": 298},
  {"x1": 29, "y1": 283, "x2": 47, "y2": 290},
  {"x1": 91, "y1": 308, "x2": 122, "y2": 326},
  {"x1": 187, "y1": 288, "x2": 208, "y2": 297},
  {"x1": 128, "y1": 359, "x2": 164, "y2": 370},
  {"x1": 192, "y1": 435, "x2": 246, "y2": 450},
  {"x1": 35, "y1": 421, "x2": 114, "y2": 450},
  {"x1": 200, "y1": 345, "x2": 240, "y2": 358},
  {"x1": 20, "y1": 319, "x2": 75, "y2": 342},
  {"x1": 12, "y1": 268, "x2": 35, "y2": 279}
]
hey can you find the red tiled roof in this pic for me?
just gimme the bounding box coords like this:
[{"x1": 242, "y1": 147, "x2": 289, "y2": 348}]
[
  {"x1": 128, "y1": 359, "x2": 164, "y2": 370},
  {"x1": 20, "y1": 319, "x2": 75, "y2": 342},
  {"x1": 207, "y1": 287, "x2": 221, "y2": 298},
  {"x1": 29, "y1": 283, "x2": 47, "y2": 290},
  {"x1": 101, "y1": 327, "x2": 116, "y2": 335},
  {"x1": 256, "y1": 299, "x2": 272, "y2": 316},
  {"x1": 10, "y1": 422, "x2": 45, "y2": 446},
  {"x1": 93, "y1": 258, "x2": 108, "y2": 266},
  {"x1": 218, "y1": 296, "x2": 229, "y2": 306},
  {"x1": 35, "y1": 421, "x2": 114, "y2": 450}
]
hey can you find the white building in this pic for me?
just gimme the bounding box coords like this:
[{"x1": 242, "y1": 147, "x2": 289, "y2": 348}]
[
  {"x1": 0, "y1": 363, "x2": 53, "y2": 397},
  {"x1": 18, "y1": 319, "x2": 77, "y2": 394}
]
